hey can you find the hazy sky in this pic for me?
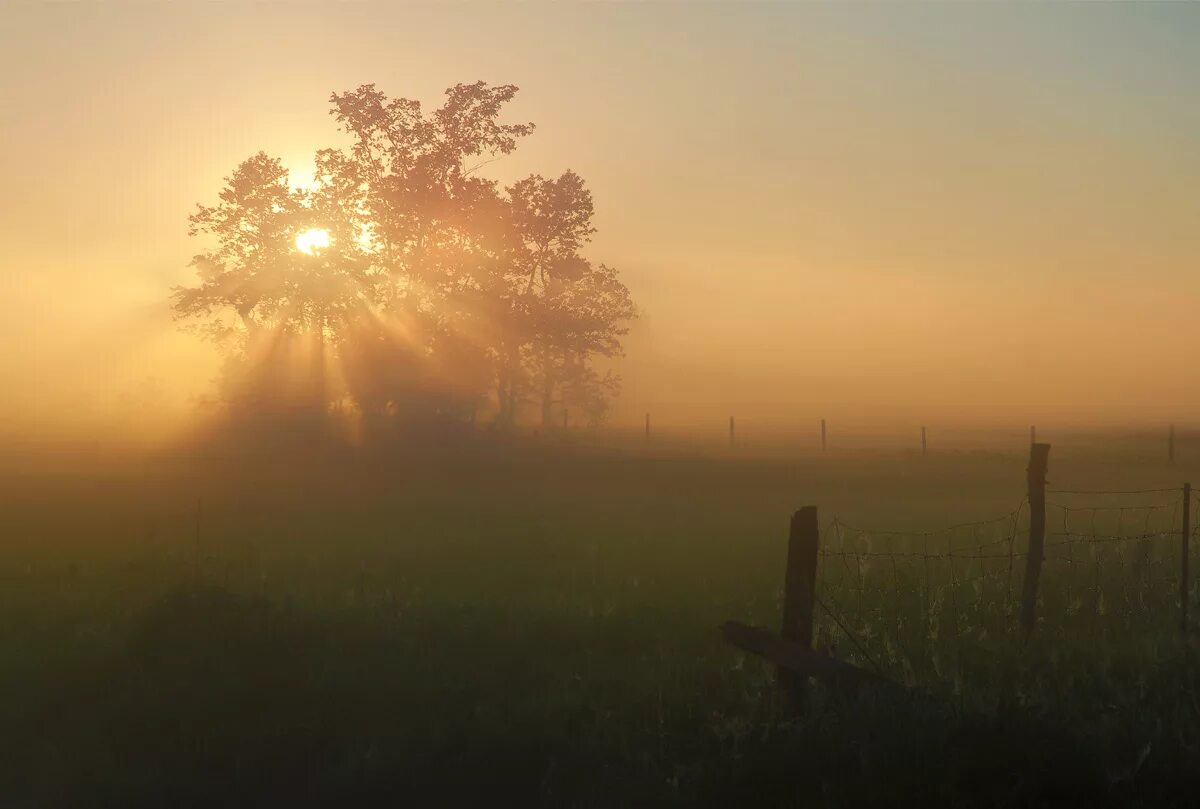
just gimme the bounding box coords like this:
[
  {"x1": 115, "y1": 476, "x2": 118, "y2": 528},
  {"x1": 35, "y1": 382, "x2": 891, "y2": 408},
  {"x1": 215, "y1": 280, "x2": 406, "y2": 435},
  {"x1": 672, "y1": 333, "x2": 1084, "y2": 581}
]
[{"x1": 3, "y1": 1, "x2": 1200, "y2": 437}]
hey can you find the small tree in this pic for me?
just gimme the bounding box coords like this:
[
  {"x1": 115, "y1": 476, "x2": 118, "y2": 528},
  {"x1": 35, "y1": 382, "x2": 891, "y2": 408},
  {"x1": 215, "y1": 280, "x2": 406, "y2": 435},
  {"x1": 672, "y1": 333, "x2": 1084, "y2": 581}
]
[{"x1": 507, "y1": 172, "x2": 634, "y2": 427}]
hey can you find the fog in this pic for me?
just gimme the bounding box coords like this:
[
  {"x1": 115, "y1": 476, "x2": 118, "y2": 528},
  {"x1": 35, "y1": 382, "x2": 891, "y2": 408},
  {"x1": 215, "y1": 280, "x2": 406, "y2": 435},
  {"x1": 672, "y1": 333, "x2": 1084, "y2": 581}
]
[
  {"x1": 11, "y1": 6, "x2": 1200, "y2": 806},
  {"x1": 3, "y1": 2, "x2": 1200, "y2": 445}
]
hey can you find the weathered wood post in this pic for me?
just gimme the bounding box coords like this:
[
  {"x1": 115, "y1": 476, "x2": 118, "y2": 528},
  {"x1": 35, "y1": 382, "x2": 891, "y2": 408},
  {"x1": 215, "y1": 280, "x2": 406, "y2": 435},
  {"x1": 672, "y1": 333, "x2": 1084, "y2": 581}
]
[
  {"x1": 921, "y1": 425, "x2": 927, "y2": 455},
  {"x1": 1020, "y1": 442, "x2": 1051, "y2": 641},
  {"x1": 1182, "y1": 482, "x2": 1191, "y2": 633},
  {"x1": 645, "y1": 412, "x2": 650, "y2": 441},
  {"x1": 780, "y1": 506, "x2": 819, "y2": 706},
  {"x1": 720, "y1": 504, "x2": 897, "y2": 700},
  {"x1": 1170, "y1": 424, "x2": 1176, "y2": 463},
  {"x1": 729, "y1": 416, "x2": 735, "y2": 448},
  {"x1": 821, "y1": 419, "x2": 827, "y2": 451}
]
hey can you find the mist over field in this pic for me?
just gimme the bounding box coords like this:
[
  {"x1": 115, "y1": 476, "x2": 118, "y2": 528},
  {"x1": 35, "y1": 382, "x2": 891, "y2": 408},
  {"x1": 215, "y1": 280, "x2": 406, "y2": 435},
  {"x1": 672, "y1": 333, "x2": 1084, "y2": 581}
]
[
  {"x1": 3, "y1": 2, "x2": 1200, "y2": 444},
  {"x1": 4, "y1": 2, "x2": 1200, "y2": 807}
]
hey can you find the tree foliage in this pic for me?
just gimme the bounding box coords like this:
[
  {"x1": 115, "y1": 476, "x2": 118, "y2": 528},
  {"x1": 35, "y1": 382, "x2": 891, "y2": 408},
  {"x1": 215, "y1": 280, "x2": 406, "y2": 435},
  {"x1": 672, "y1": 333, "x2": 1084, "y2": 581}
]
[{"x1": 172, "y1": 82, "x2": 636, "y2": 434}]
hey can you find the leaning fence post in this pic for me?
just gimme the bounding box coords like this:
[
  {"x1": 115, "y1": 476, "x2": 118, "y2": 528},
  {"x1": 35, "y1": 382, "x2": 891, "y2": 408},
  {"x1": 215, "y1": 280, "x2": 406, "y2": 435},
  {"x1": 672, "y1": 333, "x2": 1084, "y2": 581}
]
[
  {"x1": 1182, "y1": 482, "x2": 1191, "y2": 633},
  {"x1": 781, "y1": 506, "x2": 819, "y2": 706},
  {"x1": 1020, "y1": 443, "x2": 1051, "y2": 641}
]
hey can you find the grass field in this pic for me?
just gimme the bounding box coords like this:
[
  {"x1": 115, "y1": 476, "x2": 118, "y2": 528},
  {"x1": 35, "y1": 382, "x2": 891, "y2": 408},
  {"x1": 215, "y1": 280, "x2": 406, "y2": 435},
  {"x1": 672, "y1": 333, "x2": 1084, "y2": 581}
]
[{"x1": 3, "y1": 431, "x2": 1200, "y2": 807}]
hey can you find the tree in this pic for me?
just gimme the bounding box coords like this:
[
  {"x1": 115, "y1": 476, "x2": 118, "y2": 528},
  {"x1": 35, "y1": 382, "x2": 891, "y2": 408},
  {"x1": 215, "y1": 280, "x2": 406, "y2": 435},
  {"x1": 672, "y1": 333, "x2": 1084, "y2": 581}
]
[
  {"x1": 171, "y1": 152, "x2": 372, "y2": 418},
  {"x1": 172, "y1": 82, "x2": 635, "y2": 437},
  {"x1": 506, "y1": 172, "x2": 634, "y2": 428},
  {"x1": 321, "y1": 83, "x2": 538, "y2": 427}
]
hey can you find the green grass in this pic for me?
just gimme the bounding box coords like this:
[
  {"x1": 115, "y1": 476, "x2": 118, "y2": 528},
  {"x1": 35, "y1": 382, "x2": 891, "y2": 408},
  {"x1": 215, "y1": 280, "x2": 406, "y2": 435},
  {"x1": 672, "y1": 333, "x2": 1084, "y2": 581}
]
[{"x1": 2, "y1": 435, "x2": 1200, "y2": 806}]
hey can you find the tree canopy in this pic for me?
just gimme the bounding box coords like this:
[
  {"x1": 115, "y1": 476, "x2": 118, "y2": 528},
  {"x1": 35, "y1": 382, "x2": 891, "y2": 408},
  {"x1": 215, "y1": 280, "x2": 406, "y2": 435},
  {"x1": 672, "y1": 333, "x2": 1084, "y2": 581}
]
[{"x1": 173, "y1": 82, "x2": 636, "y2": 436}]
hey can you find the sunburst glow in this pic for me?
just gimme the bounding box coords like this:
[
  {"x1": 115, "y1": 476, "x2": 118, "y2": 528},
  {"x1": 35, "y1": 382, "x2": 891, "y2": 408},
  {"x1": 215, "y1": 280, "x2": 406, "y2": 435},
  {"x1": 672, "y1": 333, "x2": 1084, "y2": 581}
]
[{"x1": 295, "y1": 228, "x2": 331, "y2": 255}]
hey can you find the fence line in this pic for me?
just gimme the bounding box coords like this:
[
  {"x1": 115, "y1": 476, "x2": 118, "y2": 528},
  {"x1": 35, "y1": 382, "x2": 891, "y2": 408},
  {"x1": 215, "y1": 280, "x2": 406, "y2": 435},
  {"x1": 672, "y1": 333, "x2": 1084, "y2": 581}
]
[
  {"x1": 1048, "y1": 487, "x2": 1179, "y2": 496},
  {"x1": 802, "y1": 469, "x2": 1194, "y2": 687},
  {"x1": 723, "y1": 443, "x2": 1198, "y2": 702}
]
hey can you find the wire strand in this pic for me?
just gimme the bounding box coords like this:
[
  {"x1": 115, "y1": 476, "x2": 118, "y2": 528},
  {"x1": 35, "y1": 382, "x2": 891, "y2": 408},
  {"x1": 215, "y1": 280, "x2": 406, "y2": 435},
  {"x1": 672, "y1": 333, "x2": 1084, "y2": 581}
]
[{"x1": 814, "y1": 592, "x2": 887, "y2": 678}]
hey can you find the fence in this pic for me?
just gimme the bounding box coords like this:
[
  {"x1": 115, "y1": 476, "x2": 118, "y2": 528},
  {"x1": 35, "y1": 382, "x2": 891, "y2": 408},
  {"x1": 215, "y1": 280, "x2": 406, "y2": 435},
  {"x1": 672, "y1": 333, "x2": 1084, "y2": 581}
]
[
  {"x1": 600, "y1": 412, "x2": 1190, "y2": 463},
  {"x1": 723, "y1": 442, "x2": 1200, "y2": 700}
]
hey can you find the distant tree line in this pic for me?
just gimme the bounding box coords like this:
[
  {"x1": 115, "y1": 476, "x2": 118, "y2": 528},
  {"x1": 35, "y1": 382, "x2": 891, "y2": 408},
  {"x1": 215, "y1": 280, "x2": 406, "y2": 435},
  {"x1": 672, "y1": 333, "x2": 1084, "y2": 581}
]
[{"x1": 173, "y1": 82, "x2": 635, "y2": 437}]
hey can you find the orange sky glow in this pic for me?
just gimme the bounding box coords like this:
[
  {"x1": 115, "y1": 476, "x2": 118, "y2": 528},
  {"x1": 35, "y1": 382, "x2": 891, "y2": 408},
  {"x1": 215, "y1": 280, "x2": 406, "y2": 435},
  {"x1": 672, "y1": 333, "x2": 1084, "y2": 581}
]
[{"x1": 2, "y1": 2, "x2": 1199, "y2": 441}]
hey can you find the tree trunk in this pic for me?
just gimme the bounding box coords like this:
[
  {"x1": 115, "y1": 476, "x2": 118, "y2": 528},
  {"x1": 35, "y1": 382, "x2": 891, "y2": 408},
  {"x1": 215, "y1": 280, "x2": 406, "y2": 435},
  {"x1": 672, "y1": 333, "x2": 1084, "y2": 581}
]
[
  {"x1": 314, "y1": 318, "x2": 328, "y2": 415},
  {"x1": 495, "y1": 341, "x2": 521, "y2": 428},
  {"x1": 540, "y1": 346, "x2": 555, "y2": 428},
  {"x1": 541, "y1": 380, "x2": 553, "y2": 428},
  {"x1": 495, "y1": 374, "x2": 509, "y2": 426}
]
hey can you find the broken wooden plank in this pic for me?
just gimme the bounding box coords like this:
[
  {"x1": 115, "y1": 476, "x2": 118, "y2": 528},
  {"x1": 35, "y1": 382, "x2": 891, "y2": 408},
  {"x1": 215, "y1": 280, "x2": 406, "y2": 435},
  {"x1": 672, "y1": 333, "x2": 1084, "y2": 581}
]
[{"x1": 720, "y1": 620, "x2": 898, "y2": 693}]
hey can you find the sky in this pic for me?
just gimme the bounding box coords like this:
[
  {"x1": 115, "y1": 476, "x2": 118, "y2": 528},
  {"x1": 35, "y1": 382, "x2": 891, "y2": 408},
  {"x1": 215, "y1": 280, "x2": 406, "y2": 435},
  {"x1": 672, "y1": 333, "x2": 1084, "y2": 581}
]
[{"x1": 2, "y1": 1, "x2": 1200, "y2": 439}]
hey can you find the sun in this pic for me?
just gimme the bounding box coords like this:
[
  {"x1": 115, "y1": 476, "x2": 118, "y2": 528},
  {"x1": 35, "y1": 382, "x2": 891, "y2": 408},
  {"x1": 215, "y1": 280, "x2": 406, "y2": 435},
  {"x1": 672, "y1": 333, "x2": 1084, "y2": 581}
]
[{"x1": 295, "y1": 228, "x2": 331, "y2": 255}]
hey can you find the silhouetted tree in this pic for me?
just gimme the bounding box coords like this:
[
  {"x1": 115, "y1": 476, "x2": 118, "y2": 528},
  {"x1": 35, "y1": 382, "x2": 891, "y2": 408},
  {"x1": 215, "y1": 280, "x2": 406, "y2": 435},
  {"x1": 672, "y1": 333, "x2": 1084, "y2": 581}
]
[
  {"x1": 503, "y1": 171, "x2": 634, "y2": 427},
  {"x1": 173, "y1": 82, "x2": 635, "y2": 437},
  {"x1": 172, "y1": 153, "x2": 371, "y2": 418}
]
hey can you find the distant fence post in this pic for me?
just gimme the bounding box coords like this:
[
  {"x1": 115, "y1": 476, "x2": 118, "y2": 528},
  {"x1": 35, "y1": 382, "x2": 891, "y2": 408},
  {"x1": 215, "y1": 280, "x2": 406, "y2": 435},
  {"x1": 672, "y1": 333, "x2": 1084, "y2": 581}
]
[
  {"x1": 921, "y1": 425, "x2": 927, "y2": 455},
  {"x1": 1020, "y1": 442, "x2": 1051, "y2": 641},
  {"x1": 563, "y1": 408, "x2": 568, "y2": 432},
  {"x1": 729, "y1": 416, "x2": 735, "y2": 448},
  {"x1": 821, "y1": 419, "x2": 827, "y2": 451},
  {"x1": 780, "y1": 506, "x2": 819, "y2": 707},
  {"x1": 1182, "y1": 482, "x2": 1191, "y2": 633},
  {"x1": 1170, "y1": 424, "x2": 1176, "y2": 463},
  {"x1": 645, "y1": 412, "x2": 650, "y2": 441}
]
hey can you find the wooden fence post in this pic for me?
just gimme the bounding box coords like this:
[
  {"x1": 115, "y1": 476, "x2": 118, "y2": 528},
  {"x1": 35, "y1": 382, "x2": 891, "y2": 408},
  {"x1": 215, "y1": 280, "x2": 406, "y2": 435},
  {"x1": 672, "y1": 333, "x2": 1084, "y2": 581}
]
[
  {"x1": 780, "y1": 506, "x2": 819, "y2": 706},
  {"x1": 563, "y1": 408, "x2": 568, "y2": 432},
  {"x1": 1170, "y1": 424, "x2": 1176, "y2": 463},
  {"x1": 645, "y1": 412, "x2": 650, "y2": 441},
  {"x1": 821, "y1": 419, "x2": 827, "y2": 451},
  {"x1": 729, "y1": 416, "x2": 735, "y2": 448},
  {"x1": 921, "y1": 426, "x2": 927, "y2": 456},
  {"x1": 1020, "y1": 442, "x2": 1051, "y2": 641},
  {"x1": 1182, "y1": 482, "x2": 1191, "y2": 633}
]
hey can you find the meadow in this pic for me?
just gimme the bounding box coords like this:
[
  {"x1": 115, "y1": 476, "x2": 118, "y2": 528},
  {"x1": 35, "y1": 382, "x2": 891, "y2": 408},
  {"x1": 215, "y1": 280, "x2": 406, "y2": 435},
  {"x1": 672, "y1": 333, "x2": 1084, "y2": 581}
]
[{"x1": 3, "y1": 428, "x2": 1200, "y2": 807}]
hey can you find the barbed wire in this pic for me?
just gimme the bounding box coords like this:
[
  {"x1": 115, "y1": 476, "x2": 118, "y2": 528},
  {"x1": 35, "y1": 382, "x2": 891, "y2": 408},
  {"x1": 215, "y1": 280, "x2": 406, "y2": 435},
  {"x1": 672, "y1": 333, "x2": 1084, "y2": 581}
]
[
  {"x1": 1046, "y1": 531, "x2": 1177, "y2": 546},
  {"x1": 819, "y1": 541, "x2": 1019, "y2": 563},
  {"x1": 1049, "y1": 502, "x2": 1176, "y2": 513},
  {"x1": 829, "y1": 503, "x2": 1026, "y2": 540},
  {"x1": 1049, "y1": 487, "x2": 1182, "y2": 496},
  {"x1": 822, "y1": 505, "x2": 1184, "y2": 564}
]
